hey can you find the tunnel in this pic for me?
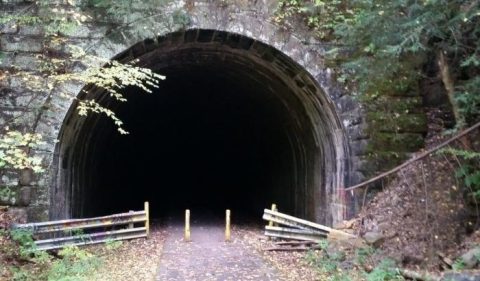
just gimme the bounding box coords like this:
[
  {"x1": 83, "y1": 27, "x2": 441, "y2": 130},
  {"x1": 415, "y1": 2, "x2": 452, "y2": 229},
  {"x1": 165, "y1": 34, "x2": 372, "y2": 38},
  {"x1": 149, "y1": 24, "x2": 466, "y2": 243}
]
[{"x1": 51, "y1": 29, "x2": 349, "y2": 225}]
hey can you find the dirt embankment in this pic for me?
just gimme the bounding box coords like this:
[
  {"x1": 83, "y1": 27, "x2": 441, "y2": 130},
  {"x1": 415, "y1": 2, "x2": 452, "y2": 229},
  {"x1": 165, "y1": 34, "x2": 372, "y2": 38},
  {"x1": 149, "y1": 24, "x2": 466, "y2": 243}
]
[{"x1": 351, "y1": 108, "x2": 480, "y2": 271}]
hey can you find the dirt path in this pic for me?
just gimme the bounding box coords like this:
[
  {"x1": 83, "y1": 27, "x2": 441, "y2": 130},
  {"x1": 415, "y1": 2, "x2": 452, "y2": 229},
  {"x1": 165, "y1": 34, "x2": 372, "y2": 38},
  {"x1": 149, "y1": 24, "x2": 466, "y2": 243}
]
[{"x1": 156, "y1": 217, "x2": 281, "y2": 281}]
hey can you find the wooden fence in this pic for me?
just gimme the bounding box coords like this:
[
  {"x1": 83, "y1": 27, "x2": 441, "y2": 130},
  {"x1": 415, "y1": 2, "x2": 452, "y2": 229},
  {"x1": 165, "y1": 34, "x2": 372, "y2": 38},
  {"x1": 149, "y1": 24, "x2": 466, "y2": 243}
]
[
  {"x1": 262, "y1": 207, "x2": 355, "y2": 242},
  {"x1": 13, "y1": 202, "x2": 150, "y2": 251}
]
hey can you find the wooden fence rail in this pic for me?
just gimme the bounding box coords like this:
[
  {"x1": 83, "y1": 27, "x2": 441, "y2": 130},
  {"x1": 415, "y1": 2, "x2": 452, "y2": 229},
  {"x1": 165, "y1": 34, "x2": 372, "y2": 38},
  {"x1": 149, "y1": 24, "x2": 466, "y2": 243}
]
[
  {"x1": 262, "y1": 208, "x2": 356, "y2": 242},
  {"x1": 13, "y1": 202, "x2": 150, "y2": 251}
]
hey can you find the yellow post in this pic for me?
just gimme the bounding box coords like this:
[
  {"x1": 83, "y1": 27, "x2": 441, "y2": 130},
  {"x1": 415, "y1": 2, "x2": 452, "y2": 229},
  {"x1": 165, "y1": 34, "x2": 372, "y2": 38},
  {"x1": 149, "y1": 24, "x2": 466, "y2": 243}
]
[
  {"x1": 268, "y1": 203, "x2": 277, "y2": 227},
  {"x1": 225, "y1": 209, "x2": 231, "y2": 242},
  {"x1": 185, "y1": 209, "x2": 191, "y2": 242},
  {"x1": 144, "y1": 202, "x2": 150, "y2": 238}
]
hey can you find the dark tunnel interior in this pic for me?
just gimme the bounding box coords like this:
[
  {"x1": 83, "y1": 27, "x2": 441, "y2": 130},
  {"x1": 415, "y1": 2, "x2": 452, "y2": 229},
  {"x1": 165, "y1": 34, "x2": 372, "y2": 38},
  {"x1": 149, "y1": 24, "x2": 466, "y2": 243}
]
[{"x1": 84, "y1": 65, "x2": 297, "y2": 220}]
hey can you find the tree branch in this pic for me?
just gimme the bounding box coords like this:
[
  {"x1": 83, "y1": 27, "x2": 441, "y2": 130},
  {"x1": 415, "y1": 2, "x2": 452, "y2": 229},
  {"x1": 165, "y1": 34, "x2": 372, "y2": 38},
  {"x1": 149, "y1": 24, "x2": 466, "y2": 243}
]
[{"x1": 345, "y1": 120, "x2": 480, "y2": 191}]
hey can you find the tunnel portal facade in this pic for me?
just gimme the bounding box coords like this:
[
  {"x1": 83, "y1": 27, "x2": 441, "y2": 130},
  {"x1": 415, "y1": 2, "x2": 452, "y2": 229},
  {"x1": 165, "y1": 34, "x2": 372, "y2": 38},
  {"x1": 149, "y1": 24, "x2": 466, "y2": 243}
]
[
  {"x1": 0, "y1": 1, "x2": 399, "y2": 226},
  {"x1": 52, "y1": 29, "x2": 352, "y2": 225}
]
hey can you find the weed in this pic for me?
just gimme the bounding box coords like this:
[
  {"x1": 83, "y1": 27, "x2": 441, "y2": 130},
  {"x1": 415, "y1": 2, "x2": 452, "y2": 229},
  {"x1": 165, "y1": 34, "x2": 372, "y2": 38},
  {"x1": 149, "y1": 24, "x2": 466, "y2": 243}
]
[
  {"x1": 47, "y1": 246, "x2": 102, "y2": 281},
  {"x1": 364, "y1": 259, "x2": 404, "y2": 281},
  {"x1": 105, "y1": 238, "x2": 122, "y2": 251},
  {"x1": 304, "y1": 239, "x2": 352, "y2": 281},
  {"x1": 452, "y1": 258, "x2": 466, "y2": 271},
  {"x1": 355, "y1": 246, "x2": 375, "y2": 266},
  {"x1": 10, "y1": 266, "x2": 29, "y2": 281},
  {"x1": 10, "y1": 228, "x2": 36, "y2": 257}
]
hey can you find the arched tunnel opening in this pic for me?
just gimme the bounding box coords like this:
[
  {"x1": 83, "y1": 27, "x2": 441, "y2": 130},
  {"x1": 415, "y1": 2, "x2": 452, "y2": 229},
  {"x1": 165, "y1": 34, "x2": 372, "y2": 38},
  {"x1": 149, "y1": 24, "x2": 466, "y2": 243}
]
[
  {"x1": 52, "y1": 30, "x2": 349, "y2": 225},
  {"x1": 91, "y1": 68, "x2": 294, "y2": 219}
]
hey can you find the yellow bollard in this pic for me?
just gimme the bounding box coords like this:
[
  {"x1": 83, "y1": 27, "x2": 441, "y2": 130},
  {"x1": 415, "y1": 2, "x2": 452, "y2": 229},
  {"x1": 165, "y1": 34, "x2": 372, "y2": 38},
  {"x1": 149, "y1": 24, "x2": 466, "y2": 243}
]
[
  {"x1": 185, "y1": 209, "x2": 191, "y2": 242},
  {"x1": 268, "y1": 203, "x2": 277, "y2": 227},
  {"x1": 268, "y1": 204, "x2": 277, "y2": 241},
  {"x1": 225, "y1": 209, "x2": 231, "y2": 242}
]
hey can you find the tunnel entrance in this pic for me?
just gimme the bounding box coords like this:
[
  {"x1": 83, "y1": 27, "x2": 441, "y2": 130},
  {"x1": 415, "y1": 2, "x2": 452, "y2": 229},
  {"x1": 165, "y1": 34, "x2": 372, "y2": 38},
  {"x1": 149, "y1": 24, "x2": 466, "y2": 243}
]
[{"x1": 52, "y1": 29, "x2": 349, "y2": 225}]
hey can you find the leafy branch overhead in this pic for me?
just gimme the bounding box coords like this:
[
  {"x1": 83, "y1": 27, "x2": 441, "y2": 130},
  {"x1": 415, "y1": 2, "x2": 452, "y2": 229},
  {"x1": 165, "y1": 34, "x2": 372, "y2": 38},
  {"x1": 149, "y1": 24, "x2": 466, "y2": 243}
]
[
  {"x1": 0, "y1": 131, "x2": 44, "y2": 173},
  {"x1": 0, "y1": 0, "x2": 184, "y2": 172},
  {"x1": 55, "y1": 46, "x2": 166, "y2": 134}
]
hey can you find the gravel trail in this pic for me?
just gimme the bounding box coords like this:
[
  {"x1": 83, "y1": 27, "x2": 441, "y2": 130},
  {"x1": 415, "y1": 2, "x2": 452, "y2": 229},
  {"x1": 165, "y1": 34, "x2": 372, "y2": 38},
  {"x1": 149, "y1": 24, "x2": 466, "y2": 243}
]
[{"x1": 156, "y1": 216, "x2": 281, "y2": 281}]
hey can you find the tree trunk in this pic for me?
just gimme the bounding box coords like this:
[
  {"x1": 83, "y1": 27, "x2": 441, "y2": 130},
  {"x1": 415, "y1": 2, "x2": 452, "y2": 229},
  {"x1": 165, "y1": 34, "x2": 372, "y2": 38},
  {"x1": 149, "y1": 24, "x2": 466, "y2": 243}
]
[{"x1": 438, "y1": 51, "x2": 461, "y2": 127}]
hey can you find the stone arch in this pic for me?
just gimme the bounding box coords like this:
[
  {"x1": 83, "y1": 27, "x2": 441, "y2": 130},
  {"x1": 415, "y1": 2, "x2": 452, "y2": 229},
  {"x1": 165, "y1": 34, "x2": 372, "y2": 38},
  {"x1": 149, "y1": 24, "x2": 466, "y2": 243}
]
[{"x1": 48, "y1": 27, "x2": 356, "y2": 225}]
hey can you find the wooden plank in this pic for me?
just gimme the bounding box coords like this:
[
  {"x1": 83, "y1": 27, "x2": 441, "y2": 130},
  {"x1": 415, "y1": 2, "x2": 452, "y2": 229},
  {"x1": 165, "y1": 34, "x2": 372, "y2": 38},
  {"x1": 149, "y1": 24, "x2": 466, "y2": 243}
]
[
  {"x1": 35, "y1": 227, "x2": 146, "y2": 245},
  {"x1": 33, "y1": 216, "x2": 146, "y2": 234},
  {"x1": 265, "y1": 225, "x2": 327, "y2": 234},
  {"x1": 34, "y1": 227, "x2": 147, "y2": 251},
  {"x1": 265, "y1": 245, "x2": 323, "y2": 251},
  {"x1": 15, "y1": 211, "x2": 146, "y2": 229},
  {"x1": 264, "y1": 209, "x2": 333, "y2": 233},
  {"x1": 265, "y1": 225, "x2": 326, "y2": 236},
  {"x1": 327, "y1": 229, "x2": 357, "y2": 240},
  {"x1": 274, "y1": 241, "x2": 317, "y2": 246},
  {"x1": 264, "y1": 229, "x2": 323, "y2": 242},
  {"x1": 37, "y1": 233, "x2": 148, "y2": 251},
  {"x1": 262, "y1": 213, "x2": 329, "y2": 233}
]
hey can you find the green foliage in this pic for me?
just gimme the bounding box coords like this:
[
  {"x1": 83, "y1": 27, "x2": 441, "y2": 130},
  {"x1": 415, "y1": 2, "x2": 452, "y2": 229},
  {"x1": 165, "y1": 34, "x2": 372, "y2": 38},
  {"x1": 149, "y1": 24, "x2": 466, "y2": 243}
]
[
  {"x1": 355, "y1": 246, "x2": 375, "y2": 266},
  {"x1": 456, "y1": 164, "x2": 480, "y2": 198},
  {"x1": 456, "y1": 76, "x2": 480, "y2": 124},
  {"x1": 10, "y1": 266, "x2": 30, "y2": 281},
  {"x1": 440, "y1": 147, "x2": 480, "y2": 200},
  {"x1": 104, "y1": 238, "x2": 122, "y2": 251},
  {"x1": 440, "y1": 148, "x2": 480, "y2": 160},
  {"x1": 10, "y1": 228, "x2": 37, "y2": 258},
  {"x1": 85, "y1": 0, "x2": 189, "y2": 39},
  {"x1": 317, "y1": 239, "x2": 329, "y2": 250},
  {"x1": 47, "y1": 246, "x2": 102, "y2": 281},
  {"x1": 0, "y1": 1, "x2": 85, "y2": 37},
  {"x1": 274, "y1": 0, "x2": 350, "y2": 40},
  {"x1": 364, "y1": 259, "x2": 404, "y2": 281},
  {"x1": 452, "y1": 257, "x2": 466, "y2": 271},
  {"x1": 0, "y1": 15, "x2": 41, "y2": 26},
  {"x1": 0, "y1": 186, "x2": 15, "y2": 203},
  {"x1": 54, "y1": 46, "x2": 166, "y2": 134},
  {"x1": 304, "y1": 240, "x2": 352, "y2": 281},
  {"x1": 4, "y1": 228, "x2": 111, "y2": 281},
  {"x1": 275, "y1": 0, "x2": 480, "y2": 125},
  {"x1": 1, "y1": 0, "x2": 181, "y2": 172},
  {"x1": 0, "y1": 130, "x2": 44, "y2": 173}
]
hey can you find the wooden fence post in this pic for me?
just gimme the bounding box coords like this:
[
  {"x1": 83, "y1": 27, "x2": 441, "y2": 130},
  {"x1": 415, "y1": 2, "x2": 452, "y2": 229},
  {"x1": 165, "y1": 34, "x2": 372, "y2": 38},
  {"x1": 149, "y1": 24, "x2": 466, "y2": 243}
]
[
  {"x1": 144, "y1": 202, "x2": 150, "y2": 238},
  {"x1": 185, "y1": 209, "x2": 191, "y2": 242},
  {"x1": 225, "y1": 209, "x2": 231, "y2": 242},
  {"x1": 268, "y1": 204, "x2": 277, "y2": 241},
  {"x1": 268, "y1": 204, "x2": 277, "y2": 227}
]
